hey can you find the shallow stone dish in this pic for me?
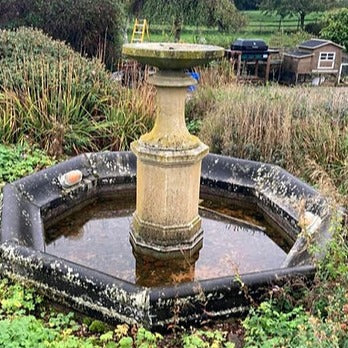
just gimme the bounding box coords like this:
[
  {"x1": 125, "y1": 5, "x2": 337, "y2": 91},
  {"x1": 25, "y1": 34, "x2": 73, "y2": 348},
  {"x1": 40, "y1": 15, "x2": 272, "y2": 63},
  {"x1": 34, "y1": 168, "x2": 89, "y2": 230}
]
[{"x1": 122, "y1": 43, "x2": 225, "y2": 70}]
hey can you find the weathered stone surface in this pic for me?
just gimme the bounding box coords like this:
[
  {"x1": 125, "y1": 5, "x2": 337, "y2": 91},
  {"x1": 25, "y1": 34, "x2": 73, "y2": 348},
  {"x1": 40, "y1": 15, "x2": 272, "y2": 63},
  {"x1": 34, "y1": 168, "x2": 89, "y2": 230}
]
[
  {"x1": 0, "y1": 152, "x2": 332, "y2": 328},
  {"x1": 130, "y1": 66, "x2": 210, "y2": 256},
  {"x1": 131, "y1": 141, "x2": 208, "y2": 256},
  {"x1": 122, "y1": 43, "x2": 225, "y2": 70}
]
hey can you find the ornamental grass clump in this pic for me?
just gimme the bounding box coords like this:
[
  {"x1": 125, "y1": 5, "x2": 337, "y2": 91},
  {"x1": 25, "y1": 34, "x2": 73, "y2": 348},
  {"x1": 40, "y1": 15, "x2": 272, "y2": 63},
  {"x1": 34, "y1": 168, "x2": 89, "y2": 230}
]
[
  {"x1": 0, "y1": 28, "x2": 155, "y2": 156},
  {"x1": 187, "y1": 84, "x2": 348, "y2": 200}
]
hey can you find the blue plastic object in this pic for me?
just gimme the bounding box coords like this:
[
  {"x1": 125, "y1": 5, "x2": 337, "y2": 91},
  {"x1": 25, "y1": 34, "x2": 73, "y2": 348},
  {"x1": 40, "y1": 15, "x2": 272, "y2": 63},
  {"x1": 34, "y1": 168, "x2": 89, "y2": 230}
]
[{"x1": 187, "y1": 72, "x2": 200, "y2": 92}]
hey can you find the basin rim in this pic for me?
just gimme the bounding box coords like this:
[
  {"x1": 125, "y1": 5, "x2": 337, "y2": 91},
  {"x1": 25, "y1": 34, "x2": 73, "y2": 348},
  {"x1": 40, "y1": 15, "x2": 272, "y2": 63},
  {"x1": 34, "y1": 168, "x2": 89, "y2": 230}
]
[{"x1": 0, "y1": 151, "x2": 333, "y2": 328}]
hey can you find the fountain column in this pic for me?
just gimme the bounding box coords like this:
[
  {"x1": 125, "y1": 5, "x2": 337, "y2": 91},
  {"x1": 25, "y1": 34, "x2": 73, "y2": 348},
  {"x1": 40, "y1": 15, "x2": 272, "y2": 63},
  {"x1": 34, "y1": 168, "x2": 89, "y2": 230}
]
[{"x1": 123, "y1": 43, "x2": 224, "y2": 258}]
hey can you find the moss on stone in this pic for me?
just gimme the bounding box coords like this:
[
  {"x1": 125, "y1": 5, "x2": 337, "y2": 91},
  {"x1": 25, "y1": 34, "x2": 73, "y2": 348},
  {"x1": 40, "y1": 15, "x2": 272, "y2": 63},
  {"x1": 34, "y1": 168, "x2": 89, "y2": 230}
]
[{"x1": 122, "y1": 43, "x2": 224, "y2": 70}]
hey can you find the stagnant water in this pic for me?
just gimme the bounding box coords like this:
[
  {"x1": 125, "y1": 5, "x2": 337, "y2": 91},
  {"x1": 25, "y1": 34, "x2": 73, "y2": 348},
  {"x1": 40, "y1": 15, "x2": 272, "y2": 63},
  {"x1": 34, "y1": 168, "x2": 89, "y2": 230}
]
[{"x1": 45, "y1": 196, "x2": 292, "y2": 287}]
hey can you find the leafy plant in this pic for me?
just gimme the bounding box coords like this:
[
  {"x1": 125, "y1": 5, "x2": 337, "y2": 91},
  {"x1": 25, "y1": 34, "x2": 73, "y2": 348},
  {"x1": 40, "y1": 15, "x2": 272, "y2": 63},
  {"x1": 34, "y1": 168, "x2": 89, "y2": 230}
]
[
  {"x1": 88, "y1": 319, "x2": 108, "y2": 334},
  {"x1": 186, "y1": 119, "x2": 202, "y2": 135},
  {"x1": 0, "y1": 279, "x2": 42, "y2": 317},
  {"x1": 0, "y1": 315, "x2": 95, "y2": 347},
  {"x1": 182, "y1": 329, "x2": 235, "y2": 348},
  {"x1": 0, "y1": 279, "x2": 166, "y2": 347},
  {"x1": 321, "y1": 8, "x2": 348, "y2": 49},
  {"x1": 135, "y1": 327, "x2": 163, "y2": 348},
  {"x1": 48, "y1": 312, "x2": 79, "y2": 332},
  {"x1": 118, "y1": 336, "x2": 134, "y2": 348},
  {"x1": 0, "y1": 143, "x2": 55, "y2": 184},
  {"x1": 0, "y1": 279, "x2": 97, "y2": 347},
  {"x1": 243, "y1": 302, "x2": 311, "y2": 347}
]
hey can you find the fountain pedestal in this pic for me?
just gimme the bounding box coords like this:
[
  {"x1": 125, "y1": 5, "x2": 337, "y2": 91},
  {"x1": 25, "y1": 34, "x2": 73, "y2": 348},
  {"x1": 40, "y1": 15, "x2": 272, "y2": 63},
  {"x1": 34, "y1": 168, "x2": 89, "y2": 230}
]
[
  {"x1": 130, "y1": 72, "x2": 208, "y2": 257},
  {"x1": 123, "y1": 43, "x2": 224, "y2": 258}
]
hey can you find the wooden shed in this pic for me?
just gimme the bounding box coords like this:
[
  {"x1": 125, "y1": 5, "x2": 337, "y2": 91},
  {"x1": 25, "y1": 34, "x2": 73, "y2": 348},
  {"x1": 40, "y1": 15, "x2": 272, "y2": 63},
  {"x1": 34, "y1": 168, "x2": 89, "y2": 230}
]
[{"x1": 282, "y1": 39, "x2": 344, "y2": 84}]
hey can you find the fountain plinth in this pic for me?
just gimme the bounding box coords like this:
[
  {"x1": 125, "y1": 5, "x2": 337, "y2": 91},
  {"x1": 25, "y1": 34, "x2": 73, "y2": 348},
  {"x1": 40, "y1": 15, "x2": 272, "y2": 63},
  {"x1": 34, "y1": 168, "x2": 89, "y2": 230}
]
[{"x1": 122, "y1": 43, "x2": 224, "y2": 258}]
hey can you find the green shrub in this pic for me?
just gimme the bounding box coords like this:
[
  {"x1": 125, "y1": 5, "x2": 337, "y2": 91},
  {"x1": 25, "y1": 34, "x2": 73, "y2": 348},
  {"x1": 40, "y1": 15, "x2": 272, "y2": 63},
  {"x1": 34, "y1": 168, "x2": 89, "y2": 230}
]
[
  {"x1": 243, "y1": 299, "x2": 347, "y2": 347},
  {"x1": 88, "y1": 320, "x2": 107, "y2": 334},
  {"x1": 0, "y1": 143, "x2": 55, "y2": 184},
  {"x1": 0, "y1": 28, "x2": 154, "y2": 156},
  {"x1": 0, "y1": 278, "x2": 167, "y2": 347},
  {"x1": 0, "y1": 313, "x2": 96, "y2": 347},
  {"x1": 243, "y1": 302, "x2": 310, "y2": 347},
  {"x1": 0, "y1": 0, "x2": 125, "y2": 68},
  {"x1": 321, "y1": 8, "x2": 348, "y2": 50},
  {"x1": 135, "y1": 327, "x2": 163, "y2": 348},
  {"x1": 305, "y1": 22, "x2": 324, "y2": 36}
]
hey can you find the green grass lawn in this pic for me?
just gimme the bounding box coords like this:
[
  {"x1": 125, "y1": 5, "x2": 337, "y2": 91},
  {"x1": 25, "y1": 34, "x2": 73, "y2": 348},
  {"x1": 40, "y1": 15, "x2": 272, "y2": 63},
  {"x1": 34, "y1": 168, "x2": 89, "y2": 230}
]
[
  {"x1": 245, "y1": 10, "x2": 322, "y2": 28},
  {"x1": 131, "y1": 10, "x2": 322, "y2": 47}
]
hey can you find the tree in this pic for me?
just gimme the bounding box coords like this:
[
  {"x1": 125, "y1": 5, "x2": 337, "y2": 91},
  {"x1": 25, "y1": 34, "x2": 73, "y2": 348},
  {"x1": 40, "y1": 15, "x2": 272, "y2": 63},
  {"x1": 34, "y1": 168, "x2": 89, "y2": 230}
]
[
  {"x1": 321, "y1": 8, "x2": 348, "y2": 49},
  {"x1": 260, "y1": 0, "x2": 338, "y2": 30},
  {"x1": 0, "y1": 0, "x2": 126, "y2": 68},
  {"x1": 234, "y1": 0, "x2": 260, "y2": 10},
  {"x1": 287, "y1": 0, "x2": 338, "y2": 30},
  {"x1": 260, "y1": 0, "x2": 289, "y2": 30},
  {"x1": 128, "y1": 0, "x2": 247, "y2": 42}
]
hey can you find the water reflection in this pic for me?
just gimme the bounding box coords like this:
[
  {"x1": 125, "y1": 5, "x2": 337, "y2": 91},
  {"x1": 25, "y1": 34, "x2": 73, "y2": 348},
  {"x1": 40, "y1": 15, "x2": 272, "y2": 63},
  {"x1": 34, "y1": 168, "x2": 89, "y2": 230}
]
[
  {"x1": 134, "y1": 251, "x2": 199, "y2": 287},
  {"x1": 45, "y1": 197, "x2": 290, "y2": 287}
]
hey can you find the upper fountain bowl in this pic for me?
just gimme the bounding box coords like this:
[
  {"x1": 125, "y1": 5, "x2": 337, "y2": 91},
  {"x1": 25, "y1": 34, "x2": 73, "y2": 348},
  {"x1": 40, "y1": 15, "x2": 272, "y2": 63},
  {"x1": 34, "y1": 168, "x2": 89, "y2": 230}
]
[{"x1": 122, "y1": 42, "x2": 225, "y2": 70}]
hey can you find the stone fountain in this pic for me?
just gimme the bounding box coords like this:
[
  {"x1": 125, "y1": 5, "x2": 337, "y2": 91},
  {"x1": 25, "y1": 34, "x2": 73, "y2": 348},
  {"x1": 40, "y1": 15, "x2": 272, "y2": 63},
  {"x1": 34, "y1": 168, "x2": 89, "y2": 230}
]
[
  {"x1": 123, "y1": 43, "x2": 224, "y2": 258},
  {"x1": 0, "y1": 43, "x2": 333, "y2": 328}
]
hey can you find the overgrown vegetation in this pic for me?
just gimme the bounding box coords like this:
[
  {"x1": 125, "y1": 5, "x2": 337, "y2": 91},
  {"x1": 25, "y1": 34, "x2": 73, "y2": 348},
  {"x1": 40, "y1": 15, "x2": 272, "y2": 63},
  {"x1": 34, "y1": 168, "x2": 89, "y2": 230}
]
[
  {"x1": 0, "y1": 144, "x2": 55, "y2": 185},
  {"x1": 187, "y1": 83, "x2": 348, "y2": 201},
  {"x1": 321, "y1": 8, "x2": 348, "y2": 50},
  {"x1": 243, "y1": 215, "x2": 348, "y2": 347},
  {"x1": 0, "y1": 278, "x2": 165, "y2": 347},
  {"x1": 0, "y1": 0, "x2": 125, "y2": 68},
  {"x1": 0, "y1": 8, "x2": 347, "y2": 346},
  {"x1": 186, "y1": 78, "x2": 348, "y2": 344},
  {"x1": 0, "y1": 275, "x2": 242, "y2": 347},
  {"x1": 0, "y1": 28, "x2": 155, "y2": 157}
]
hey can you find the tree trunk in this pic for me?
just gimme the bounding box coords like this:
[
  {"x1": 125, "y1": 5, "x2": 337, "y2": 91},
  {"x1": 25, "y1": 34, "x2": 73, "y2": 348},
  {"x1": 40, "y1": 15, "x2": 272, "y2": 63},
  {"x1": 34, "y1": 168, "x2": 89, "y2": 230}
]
[
  {"x1": 217, "y1": 19, "x2": 225, "y2": 32},
  {"x1": 173, "y1": 16, "x2": 182, "y2": 42},
  {"x1": 300, "y1": 12, "x2": 305, "y2": 30}
]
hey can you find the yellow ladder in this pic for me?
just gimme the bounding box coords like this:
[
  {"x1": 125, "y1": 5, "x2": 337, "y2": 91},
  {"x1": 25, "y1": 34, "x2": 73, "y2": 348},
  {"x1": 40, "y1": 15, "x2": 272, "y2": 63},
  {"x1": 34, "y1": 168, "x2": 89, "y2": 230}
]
[{"x1": 131, "y1": 18, "x2": 149, "y2": 43}]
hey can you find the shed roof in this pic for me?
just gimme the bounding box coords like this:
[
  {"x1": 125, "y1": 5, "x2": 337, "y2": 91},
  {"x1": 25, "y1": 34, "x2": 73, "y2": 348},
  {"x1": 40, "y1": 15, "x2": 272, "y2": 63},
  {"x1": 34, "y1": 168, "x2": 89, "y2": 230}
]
[
  {"x1": 299, "y1": 39, "x2": 344, "y2": 50},
  {"x1": 283, "y1": 50, "x2": 314, "y2": 59}
]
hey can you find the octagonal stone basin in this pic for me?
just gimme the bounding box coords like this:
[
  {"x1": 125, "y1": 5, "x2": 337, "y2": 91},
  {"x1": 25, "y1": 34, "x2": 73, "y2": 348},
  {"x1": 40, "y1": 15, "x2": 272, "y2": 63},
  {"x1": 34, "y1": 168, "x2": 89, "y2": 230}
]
[
  {"x1": 122, "y1": 43, "x2": 225, "y2": 70},
  {"x1": 0, "y1": 152, "x2": 331, "y2": 328}
]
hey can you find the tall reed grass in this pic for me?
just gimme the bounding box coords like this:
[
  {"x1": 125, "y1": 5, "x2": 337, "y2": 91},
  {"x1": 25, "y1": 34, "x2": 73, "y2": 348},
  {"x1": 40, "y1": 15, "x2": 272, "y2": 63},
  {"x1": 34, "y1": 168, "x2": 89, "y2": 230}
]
[
  {"x1": 187, "y1": 84, "x2": 348, "y2": 200},
  {"x1": 0, "y1": 59, "x2": 155, "y2": 156},
  {"x1": 0, "y1": 28, "x2": 155, "y2": 156}
]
